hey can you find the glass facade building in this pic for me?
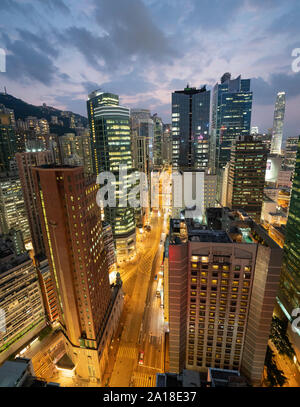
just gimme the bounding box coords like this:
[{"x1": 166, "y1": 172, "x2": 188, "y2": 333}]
[
  {"x1": 226, "y1": 135, "x2": 268, "y2": 223},
  {"x1": 211, "y1": 73, "x2": 252, "y2": 171},
  {"x1": 0, "y1": 113, "x2": 17, "y2": 172},
  {"x1": 278, "y1": 137, "x2": 300, "y2": 318},
  {"x1": 172, "y1": 86, "x2": 210, "y2": 171},
  {"x1": 270, "y1": 92, "x2": 286, "y2": 155},
  {"x1": 87, "y1": 91, "x2": 136, "y2": 260}
]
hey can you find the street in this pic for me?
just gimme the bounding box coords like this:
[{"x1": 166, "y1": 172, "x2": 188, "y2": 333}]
[{"x1": 109, "y1": 211, "x2": 166, "y2": 387}]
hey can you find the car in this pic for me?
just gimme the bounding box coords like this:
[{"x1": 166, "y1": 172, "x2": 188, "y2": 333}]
[{"x1": 138, "y1": 351, "x2": 144, "y2": 365}]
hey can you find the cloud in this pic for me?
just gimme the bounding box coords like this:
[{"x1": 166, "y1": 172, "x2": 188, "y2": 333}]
[
  {"x1": 99, "y1": 71, "x2": 156, "y2": 96},
  {"x1": 1, "y1": 32, "x2": 58, "y2": 85},
  {"x1": 94, "y1": 0, "x2": 178, "y2": 62},
  {"x1": 267, "y1": 2, "x2": 300, "y2": 36},
  {"x1": 252, "y1": 71, "x2": 300, "y2": 105},
  {"x1": 38, "y1": 0, "x2": 70, "y2": 14}
]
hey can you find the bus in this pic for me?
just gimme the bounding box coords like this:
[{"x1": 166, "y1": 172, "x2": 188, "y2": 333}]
[{"x1": 156, "y1": 278, "x2": 162, "y2": 297}]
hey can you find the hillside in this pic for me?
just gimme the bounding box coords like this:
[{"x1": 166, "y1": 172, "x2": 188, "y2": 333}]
[{"x1": 0, "y1": 92, "x2": 88, "y2": 135}]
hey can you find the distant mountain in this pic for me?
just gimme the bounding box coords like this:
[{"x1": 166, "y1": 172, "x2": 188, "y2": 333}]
[{"x1": 0, "y1": 92, "x2": 88, "y2": 135}]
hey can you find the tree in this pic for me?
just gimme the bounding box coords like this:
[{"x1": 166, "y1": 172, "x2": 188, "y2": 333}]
[
  {"x1": 264, "y1": 346, "x2": 287, "y2": 387},
  {"x1": 270, "y1": 316, "x2": 295, "y2": 360}
]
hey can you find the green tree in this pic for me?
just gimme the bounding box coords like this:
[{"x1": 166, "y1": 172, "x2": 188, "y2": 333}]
[{"x1": 264, "y1": 346, "x2": 287, "y2": 387}]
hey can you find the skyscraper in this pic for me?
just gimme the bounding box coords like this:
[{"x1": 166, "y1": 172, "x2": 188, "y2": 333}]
[
  {"x1": 167, "y1": 210, "x2": 282, "y2": 385},
  {"x1": 162, "y1": 124, "x2": 172, "y2": 166},
  {"x1": 58, "y1": 132, "x2": 93, "y2": 175},
  {"x1": 278, "y1": 137, "x2": 300, "y2": 319},
  {"x1": 0, "y1": 171, "x2": 31, "y2": 244},
  {"x1": 172, "y1": 85, "x2": 210, "y2": 171},
  {"x1": 87, "y1": 91, "x2": 136, "y2": 260},
  {"x1": 152, "y1": 114, "x2": 163, "y2": 169},
  {"x1": 283, "y1": 136, "x2": 299, "y2": 173},
  {"x1": 0, "y1": 234, "x2": 45, "y2": 363},
  {"x1": 226, "y1": 135, "x2": 268, "y2": 223},
  {"x1": 16, "y1": 151, "x2": 59, "y2": 323},
  {"x1": 270, "y1": 92, "x2": 286, "y2": 155},
  {"x1": 32, "y1": 165, "x2": 123, "y2": 382},
  {"x1": 16, "y1": 151, "x2": 54, "y2": 256},
  {"x1": 0, "y1": 113, "x2": 17, "y2": 172},
  {"x1": 211, "y1": 73, "x2": 252, "y2": 171}
]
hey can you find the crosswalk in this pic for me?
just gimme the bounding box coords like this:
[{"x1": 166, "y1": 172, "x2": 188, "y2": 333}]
[
  {"x1": 132, "y1": 372, "x2": 157, "y2": 387},
  {"x1": 116, "y1": 343, "x2": 138, "y2": 361}
]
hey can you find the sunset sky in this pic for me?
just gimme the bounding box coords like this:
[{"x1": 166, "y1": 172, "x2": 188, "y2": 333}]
[{"x1": 1, "y1": 0, "x2": 300, "y2": 138}]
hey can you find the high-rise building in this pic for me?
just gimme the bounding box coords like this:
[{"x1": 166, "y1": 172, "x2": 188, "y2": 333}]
[
  {"x1": 167, "y1": 210, "x2": 282, "y2": 385},
  {"x1": 87, "y1": 91, "x2": 136, "y2": 260},
  {"x1": 0, "y1": 113, "x2": 17, "y2": 172},
  {"x1": 0, "y1": 171, "x2": 31, "y2": 244},
  {"x1": 152, "y1": 114, "x2": 163, "y2": 168},
  {"x1": 211, "y1": 73, "x2": 252, "y2": 171},
  {"x1": 278, "y1": 138, "x2": 300, "y2": 321},
  {"x1": 0, "y1": 235, "x2": 45, "y2": 363},
  {"x1": 226, "y1": 135, "x2": 267, "y2": 223},
  {"x1": 0, "y1": 104, "x2": 16, "y2": 129},
  {"x1": 16, "y1": 151, "x2": 58, "y2": 323},
  {"x1": 130, "y1": 109, "x2": 154, "y2": 225},
  {"x1": 131, "y1": 108, "x2": 154, "y2": 175},
  {"x1": 283, "y1": 136, "x2": 299, "y2": 173},
  {"x1": 270, "y1": 92, "x2": 286, "y2": 155},
  {"x1": 172, "y1": 85, "x2": 210, "y2": 171},
  {"x1": 58, "y1": 132, "x2": 93, "y2": 175},
  {"x1": 162, "y1": 124, "x2": 172, "y2": 165},
  {"x1": 32, "y1": 165, "x2": 123, "y2": 382},
  {"x1": 16, "y1": 151, "x2": 54, "y2": 256}
]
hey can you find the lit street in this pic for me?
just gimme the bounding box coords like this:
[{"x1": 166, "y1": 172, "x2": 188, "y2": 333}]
[{"x1": 109, "y1": 211, "x2": 166, "y2": 387}]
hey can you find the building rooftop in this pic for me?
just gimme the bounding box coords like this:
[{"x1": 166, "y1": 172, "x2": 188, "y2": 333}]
[
  {"x1": 0, "y1": 359, "x2": 30, "y2": 387},
  {"x1": 0, "y1": 235, "x2": 29, "y2": 274},
  {"x1": 208, "y1": 368, "x2": 247, "y2": 387}
]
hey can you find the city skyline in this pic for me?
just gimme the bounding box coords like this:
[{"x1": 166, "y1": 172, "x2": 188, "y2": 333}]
[
  {"x1": 1, "y1": 0, "x2": 300, "y2": 391},
  {"x1": 0, "y1": 0, "x2": 300, "y2": 138}
]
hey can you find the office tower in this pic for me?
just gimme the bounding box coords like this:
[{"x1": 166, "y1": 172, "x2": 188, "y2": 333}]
[
  {"x1": 162, "y1": 124, "x2": 172, "y2": 165},
  {"x1": 32, "y1": 165, "x2": 123, "y2": 382},
  {"x1": 58, "y1": 132, "x2": 93, "y2": 175},
  {"x1": 102, "y1": 222, "x2": 117, "y2": 279},
  {"x1": 167, "y1": 211, "x2": 282, "y2": 385},
  {"x1": 283, "y1": 136, "x2": 299, "y2": 173},
  {"x1": 0, "y1": 235, "x2": 45, "y2": 363},
  {"x1": 278, "y1": 138, "x2": 300, "y2": 322},
  {"x1": 152, "y1": 114, "x2": 163, "y2": 168},
  {"x1": 204, "y1": 173, "x2": 217, "y2": 210},
  {"x1": 270, "y1": 92, "x2": 286, "y2": 155},
  {"x1": 211, "y1": 73, "x2": 252, "y2": 171},
  {"x1": 226, "y1": 135, "x2": 267, "y2": 223},
  {"x1": 87, "y1": 91, "x2": 136, "y2": 260},
  {"x1": 0, "y1": 112, "x2": 17, "y2": 172},
  {"x1": 221, "y1": 163, "x2": 230, "y2": 207},
  {"x1": 131, "y1": 108, "x2": 154, "y2": 174},
  {"x1": 172, "y1": 85, "x2": 210, "y2": 171},
  {"x1": 0, "y1": 171, "x2": 31, "y2": 244}
]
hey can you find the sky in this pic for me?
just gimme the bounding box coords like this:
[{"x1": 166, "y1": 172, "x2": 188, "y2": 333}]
[{"x1": 0, "y1": 0, "x2": 300, "y2": 138}]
